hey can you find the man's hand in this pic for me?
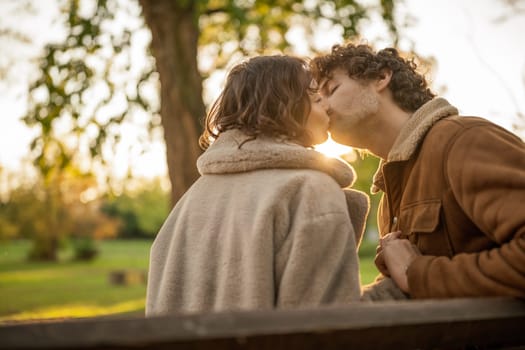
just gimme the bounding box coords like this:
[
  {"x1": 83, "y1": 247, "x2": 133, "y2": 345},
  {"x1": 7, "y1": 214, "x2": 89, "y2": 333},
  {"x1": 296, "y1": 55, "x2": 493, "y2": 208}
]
[{"x1": 381, "y1": 231, "x2": 420, "y2": 293}]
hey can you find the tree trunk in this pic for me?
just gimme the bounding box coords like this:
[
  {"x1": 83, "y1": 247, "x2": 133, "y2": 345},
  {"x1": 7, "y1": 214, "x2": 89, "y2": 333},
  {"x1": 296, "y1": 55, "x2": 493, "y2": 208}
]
[
  {"x1": 28, "y1": 184, "x2": 60, "y2": 261},
  {"x1": 139, "y1": 0, "x2": 204, "y2": 206}
]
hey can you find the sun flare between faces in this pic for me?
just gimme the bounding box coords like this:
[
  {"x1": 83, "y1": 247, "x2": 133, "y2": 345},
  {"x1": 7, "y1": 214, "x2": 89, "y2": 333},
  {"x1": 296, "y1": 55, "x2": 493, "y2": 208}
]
[{"x1": 314, "y1": 134, "x2": 354, "y2": 159}]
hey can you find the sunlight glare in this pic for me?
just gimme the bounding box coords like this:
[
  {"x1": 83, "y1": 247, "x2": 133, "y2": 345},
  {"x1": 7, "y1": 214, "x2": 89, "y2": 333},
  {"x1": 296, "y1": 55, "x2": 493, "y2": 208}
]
[
  {"x1": 314, "y1": 134, "x2": 354, "y2": 159},
  {"x1": 0, "y1": 298, "x2": 145, "y2": 321}
]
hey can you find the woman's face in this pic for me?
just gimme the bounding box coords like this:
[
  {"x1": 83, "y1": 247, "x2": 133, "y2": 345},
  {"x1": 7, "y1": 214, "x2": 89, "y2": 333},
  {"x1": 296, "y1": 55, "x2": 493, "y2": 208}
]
[{"x1": 305, "y1": 90, "x2": 330, "y2": 145}]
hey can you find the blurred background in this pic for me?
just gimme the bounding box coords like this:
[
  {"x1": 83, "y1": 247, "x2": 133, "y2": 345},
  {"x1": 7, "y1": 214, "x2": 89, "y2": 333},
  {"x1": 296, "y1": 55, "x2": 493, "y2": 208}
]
[{"x1": 0, "y1": 0, "x2": 524, "y2": 322}]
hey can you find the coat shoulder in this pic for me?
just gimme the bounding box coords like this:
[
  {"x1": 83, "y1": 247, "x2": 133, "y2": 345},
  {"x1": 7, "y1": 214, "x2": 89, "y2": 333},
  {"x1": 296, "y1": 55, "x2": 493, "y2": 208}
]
[{"x1": 434, "y1": 115, "x2": 512, "y2": 134}]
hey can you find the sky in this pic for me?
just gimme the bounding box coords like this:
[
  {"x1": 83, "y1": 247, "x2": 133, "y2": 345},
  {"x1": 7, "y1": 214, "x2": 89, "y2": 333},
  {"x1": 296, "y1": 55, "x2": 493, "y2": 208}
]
[
  {"x1": 0, "y1": 0, "x2": 524, "y2": 184},
  {"x1": 394, "y1": 0, "x2": 525, "y2": 131}
]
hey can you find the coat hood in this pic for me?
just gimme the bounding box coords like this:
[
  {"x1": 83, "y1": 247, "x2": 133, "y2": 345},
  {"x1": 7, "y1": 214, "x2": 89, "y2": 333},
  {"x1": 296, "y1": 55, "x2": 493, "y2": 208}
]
[{"x1": 197, "y1": 129, "x2": 356, "y2": 188}]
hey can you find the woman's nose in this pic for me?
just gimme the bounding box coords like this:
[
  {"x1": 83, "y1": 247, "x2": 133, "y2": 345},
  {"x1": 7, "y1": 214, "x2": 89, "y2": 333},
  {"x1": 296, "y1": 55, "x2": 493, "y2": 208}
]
[{"x1": 320, "y1": 97, "x2": 332, "y2": 115}]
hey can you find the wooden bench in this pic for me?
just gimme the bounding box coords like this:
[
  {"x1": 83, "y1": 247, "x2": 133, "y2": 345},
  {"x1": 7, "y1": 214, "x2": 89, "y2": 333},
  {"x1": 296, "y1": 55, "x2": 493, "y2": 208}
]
[{"x1": 1, "y1": 298, "x2": 525, "y2": 349}]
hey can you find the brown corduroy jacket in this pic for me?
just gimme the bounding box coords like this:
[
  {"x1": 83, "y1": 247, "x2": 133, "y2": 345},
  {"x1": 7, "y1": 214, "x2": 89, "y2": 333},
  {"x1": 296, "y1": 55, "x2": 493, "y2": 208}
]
[{"x1": 374, "y1": 98, "x2": 525, "y2": 298}]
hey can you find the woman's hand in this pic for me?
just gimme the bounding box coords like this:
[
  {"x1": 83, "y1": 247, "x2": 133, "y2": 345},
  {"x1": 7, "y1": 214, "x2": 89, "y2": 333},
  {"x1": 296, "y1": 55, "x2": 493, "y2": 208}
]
[
  {"x1": 380, "y1": 231, "x2": 420, "y2": 293},
  {"x1": 374, "y1": 231, "x2": 402, "y2": 277},
  {"x1": 374, "y1": 244, "x2": 389, "y2": 277}
]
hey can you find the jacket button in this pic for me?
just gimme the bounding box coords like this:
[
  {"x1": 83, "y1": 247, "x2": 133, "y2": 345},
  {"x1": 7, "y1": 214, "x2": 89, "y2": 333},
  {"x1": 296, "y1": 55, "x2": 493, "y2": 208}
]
[{"x1": 392, "y1": 216, "x2": 398, "y2": 226}]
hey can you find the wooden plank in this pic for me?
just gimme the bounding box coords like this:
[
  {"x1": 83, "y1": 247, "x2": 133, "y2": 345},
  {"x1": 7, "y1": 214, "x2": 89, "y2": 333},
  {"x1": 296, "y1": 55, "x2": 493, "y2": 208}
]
[{"x1": 1, "y1": 298, "x2": 525, "y2": 349}]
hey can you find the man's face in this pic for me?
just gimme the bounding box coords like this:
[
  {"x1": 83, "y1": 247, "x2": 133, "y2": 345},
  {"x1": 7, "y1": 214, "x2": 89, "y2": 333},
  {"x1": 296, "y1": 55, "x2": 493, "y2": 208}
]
[{"x1": 320, "y1": 69, "x2": 379, "y2": 147}]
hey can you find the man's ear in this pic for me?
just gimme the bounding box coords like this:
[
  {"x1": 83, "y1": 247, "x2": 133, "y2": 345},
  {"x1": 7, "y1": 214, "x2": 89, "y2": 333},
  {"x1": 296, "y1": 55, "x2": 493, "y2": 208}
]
[{"x1": 376, "y1": 69, "x2": 392, "y2": 92}]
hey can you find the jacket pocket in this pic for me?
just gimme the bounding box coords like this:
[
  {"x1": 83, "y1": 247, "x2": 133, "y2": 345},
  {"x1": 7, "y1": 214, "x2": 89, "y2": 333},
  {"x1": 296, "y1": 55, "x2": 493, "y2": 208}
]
[
  {"x1": 399, "y1": 200, "x2": 452, "y2": 256},
  {"x1": 400, "y1": 200, "x2": 441, "y2": 233}
]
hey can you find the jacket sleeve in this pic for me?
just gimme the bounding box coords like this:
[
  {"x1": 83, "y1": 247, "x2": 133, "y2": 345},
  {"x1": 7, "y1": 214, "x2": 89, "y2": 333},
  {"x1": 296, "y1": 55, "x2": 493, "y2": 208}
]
[{"x1": 408, "y1": 124, "x2": 525, "y2": 298}]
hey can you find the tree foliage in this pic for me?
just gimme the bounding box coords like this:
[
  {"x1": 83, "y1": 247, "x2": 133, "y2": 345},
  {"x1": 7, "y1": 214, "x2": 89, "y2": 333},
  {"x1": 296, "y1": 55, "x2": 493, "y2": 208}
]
[
  {"x1": 23, "y1": 0, "x2": 158, "y2": 183},
  {"x1": 197, "y1": 0, "x2": 398, "y2": 73},
  {"x1": 0, "y1": 166, "x2": 119, "y2": 260},
  {"x1": 23, "y1": 0, "x2": 400, "y2": 204},
  {"x1": 102, "y1": 179, "x2": 169, "y2": 238},
  {"x1": 13, "y1": 0, "x2": 402, "y2": 260}
]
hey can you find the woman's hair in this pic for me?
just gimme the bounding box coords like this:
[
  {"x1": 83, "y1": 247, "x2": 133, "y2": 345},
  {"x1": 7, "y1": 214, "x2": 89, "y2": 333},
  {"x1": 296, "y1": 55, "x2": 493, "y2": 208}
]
[
  {"x1": 199, "y1": 55, "x2": 316, "y2": 149},
  {"x1": 310, "y1": 43, "x2": 435, "y2": 112}
]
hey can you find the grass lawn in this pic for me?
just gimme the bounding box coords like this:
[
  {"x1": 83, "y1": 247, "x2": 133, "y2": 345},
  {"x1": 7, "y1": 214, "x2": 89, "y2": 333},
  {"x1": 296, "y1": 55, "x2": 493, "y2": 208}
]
[
  {"x1": 0, "y1": 239, "x2": 379, "y2": 322},
  {"x1": 0, "y1": 240, "x2": 150, "y2": 322},
  {"x1": 359, "y1": 239, "x2": 380, "y2": 286}
]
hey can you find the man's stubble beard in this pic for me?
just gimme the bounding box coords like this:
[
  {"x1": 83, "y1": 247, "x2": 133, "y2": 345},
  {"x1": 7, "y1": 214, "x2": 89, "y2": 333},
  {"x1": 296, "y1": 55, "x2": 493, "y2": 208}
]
[{"x1": 329, "y1": 90, "x2": 379, "y2": 148}]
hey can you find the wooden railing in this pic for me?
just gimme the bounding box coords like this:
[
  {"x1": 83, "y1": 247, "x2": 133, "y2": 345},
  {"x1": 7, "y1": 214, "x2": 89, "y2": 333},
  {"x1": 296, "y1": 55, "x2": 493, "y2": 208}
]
[{"x1": 1, "y1": 298, "x2": 525, "y2": 349}]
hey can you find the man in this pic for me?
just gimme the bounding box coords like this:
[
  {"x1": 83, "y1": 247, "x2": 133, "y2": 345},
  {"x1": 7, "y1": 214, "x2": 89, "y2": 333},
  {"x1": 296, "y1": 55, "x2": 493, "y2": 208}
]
[{"x1": 311, "y1": 43, "x2": 525, "y2": 299}]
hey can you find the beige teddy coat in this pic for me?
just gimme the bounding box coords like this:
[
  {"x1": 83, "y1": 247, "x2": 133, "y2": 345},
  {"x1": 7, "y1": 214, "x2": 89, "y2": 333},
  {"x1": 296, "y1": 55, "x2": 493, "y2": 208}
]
[{"x1": 146, "y1": 130, "x2": 369, "y2": 316}]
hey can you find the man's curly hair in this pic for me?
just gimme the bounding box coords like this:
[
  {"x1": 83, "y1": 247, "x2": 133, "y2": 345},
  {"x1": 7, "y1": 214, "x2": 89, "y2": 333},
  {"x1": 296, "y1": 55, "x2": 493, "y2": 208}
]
[{"x1": 311, "y1": 43, "x2": 435, "y2": 112}]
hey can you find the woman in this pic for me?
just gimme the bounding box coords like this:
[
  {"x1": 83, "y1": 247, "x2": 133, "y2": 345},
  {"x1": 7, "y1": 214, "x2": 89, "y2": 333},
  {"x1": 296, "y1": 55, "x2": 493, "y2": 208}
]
[{"x1": 146, "y1": 55, "x2": 369, "y2": 316}]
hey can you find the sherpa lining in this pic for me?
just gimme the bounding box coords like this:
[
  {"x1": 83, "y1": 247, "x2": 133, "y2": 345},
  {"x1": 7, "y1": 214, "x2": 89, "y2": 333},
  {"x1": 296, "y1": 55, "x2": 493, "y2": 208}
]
[
  {"x1": 371, "y1": 98, "x2": 459, "y2": 193},
  {"x1": 197, "y1": 129, "x2": 356, "y2": 188}
]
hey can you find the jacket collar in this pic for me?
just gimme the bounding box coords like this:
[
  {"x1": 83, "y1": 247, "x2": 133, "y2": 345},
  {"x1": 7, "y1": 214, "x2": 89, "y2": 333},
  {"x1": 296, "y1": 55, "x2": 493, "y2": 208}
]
[
  {"x1": 371, "y1": 98, "x2": 459, "y2": 193},
  {"x1": 197, "y1": 129, "x2": 356, "y2": 188}
]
